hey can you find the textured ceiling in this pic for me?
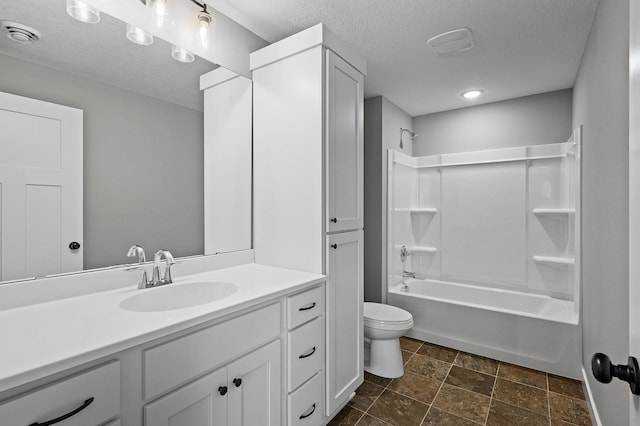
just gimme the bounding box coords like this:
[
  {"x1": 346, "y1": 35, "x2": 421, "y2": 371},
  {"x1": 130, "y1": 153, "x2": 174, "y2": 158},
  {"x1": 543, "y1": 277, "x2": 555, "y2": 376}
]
[
  {"x1": 206, "y1": 0, "x2": 599, "y2": 116},
  {"x1": 0, "y1": 0, "x2": 216, "y2": 111}
]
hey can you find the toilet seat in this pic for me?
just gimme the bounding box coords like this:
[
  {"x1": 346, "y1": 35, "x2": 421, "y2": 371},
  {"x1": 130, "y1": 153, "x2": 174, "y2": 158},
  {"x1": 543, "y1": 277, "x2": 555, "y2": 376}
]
[{"x1": 364, "y1": 302, "x2": 413, "y2": 330}]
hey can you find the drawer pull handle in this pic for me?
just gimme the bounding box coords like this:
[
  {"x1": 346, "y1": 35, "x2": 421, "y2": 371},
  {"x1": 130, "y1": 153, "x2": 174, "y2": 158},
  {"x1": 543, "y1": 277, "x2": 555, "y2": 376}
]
[
  {"x1": 218, "y1": 386, "x2": 228, "y2": 396},
  {"x1": 299, "y1": 302, "x2": 316, "y2": 311},
  {"x1": 299, "y1": 346, "x2": 317, "y2": 359},
  {"x1": 29, "y1": 397, "x2": 94, "y2": 426},
  {"x1": 233, "y1": 377, "x2": 242, "y2": 387},
  {"x1": 331, "y1": 218, "x2": 337, "y2": 223},
  {"x1": 299, "y1": 403, "x2": 316, "y2": 420}
]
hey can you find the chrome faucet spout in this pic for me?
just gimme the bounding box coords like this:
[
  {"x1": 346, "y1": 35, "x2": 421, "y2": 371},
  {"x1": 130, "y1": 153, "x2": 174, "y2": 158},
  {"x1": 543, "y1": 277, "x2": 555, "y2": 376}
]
[
  {"x1": 127, "y1": 244, "x2": 146, "y2": 263},
  {"x1": 152, "y1": 249, "x2": 175, "y2": 286}
]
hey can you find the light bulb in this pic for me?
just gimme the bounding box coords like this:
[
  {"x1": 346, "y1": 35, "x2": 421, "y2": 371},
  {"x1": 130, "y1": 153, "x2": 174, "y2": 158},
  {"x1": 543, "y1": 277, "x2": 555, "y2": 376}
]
[
  {"x1": 462, "y1": 89, "x2": 483, "y2": 99},
  {"x1": 66, "y1": 0, "x2": 100, "y2": 24},
  {"x1": 198, "y1": 10, "x2": 213, "y2": 49},
  {"x1": 152, "y1": 0, "x2": 167, "y2": 28}
]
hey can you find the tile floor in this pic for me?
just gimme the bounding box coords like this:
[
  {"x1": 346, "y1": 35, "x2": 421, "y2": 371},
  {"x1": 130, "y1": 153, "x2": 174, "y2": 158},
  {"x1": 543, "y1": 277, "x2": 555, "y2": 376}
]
[{"x1": 328, "y1": 337, "x2": 592, "y2": 426}]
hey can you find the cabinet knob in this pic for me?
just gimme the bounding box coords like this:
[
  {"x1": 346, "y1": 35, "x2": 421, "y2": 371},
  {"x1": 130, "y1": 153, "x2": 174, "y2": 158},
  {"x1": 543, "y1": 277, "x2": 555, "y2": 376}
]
[
  {"x1": 330, "y1": 218, "x2": 337, "y2": 223},
  {"x1": 233, "y1": 377, "x2": 242, "y2": 387},
  {"x1": 331, "y1": 244, "x2": 338, "y2": 249},
  {"x1": 218, "y1": 386, "x2": 228, "y2": 396},
  {"x1": 68, "y1": 241, "x2": 81, "y2": 250}
]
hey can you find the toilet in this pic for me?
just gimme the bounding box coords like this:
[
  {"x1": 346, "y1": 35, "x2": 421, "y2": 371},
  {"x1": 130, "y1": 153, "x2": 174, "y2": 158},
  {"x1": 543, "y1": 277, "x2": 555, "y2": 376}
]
[{"x1": 363, "y1": 302, "x2": 414, "y2": 378}]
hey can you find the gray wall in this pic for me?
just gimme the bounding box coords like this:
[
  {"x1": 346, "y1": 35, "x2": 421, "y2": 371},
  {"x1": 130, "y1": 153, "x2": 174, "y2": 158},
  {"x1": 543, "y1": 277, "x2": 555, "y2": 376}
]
[
  {"x1": 0, "y1": 55, "x2": 204, "y2": 270},
  {"x1": 572, "y1": 0, "x2": 630, "y2": 423},
  {"x1": 412, "y1": 89, "x2": 573, "y2": 156},
  {"x1": 364, "y1": 96, "x2": 412, "y2": 303}
]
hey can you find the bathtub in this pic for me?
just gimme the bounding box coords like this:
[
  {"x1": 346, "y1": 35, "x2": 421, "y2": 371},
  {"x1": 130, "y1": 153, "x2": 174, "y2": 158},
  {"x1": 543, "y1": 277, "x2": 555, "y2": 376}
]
[{"x1": 387, "y1": 278, "x2": 582, "y2": 379}]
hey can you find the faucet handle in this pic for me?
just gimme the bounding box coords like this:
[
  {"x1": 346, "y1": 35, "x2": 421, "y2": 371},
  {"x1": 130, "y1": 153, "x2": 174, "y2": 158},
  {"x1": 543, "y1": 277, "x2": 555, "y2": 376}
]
[{"x1": 125, "y1": 266, "x2": 150, "y2": 289}]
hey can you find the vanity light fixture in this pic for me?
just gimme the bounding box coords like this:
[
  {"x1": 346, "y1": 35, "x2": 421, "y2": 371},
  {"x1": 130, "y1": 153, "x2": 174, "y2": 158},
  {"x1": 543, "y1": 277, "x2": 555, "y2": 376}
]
[
  {"x1": 66, "y1": 0, "x2": 101, "y2": 24},
  {"x1": 172, "y1": 45, "x2": 195, "y2": 63},
  {"x1": 126, "y1": 23, "x2": 154, "y2": 45},
  {"x1": 462, "y1": 89, "x2": 483, "y2": 99}
]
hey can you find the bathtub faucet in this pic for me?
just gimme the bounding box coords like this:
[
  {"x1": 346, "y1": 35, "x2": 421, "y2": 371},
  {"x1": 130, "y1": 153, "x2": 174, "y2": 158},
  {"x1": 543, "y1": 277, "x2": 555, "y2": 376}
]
[{"x1": 402, "y1": 270, "x2": 415, "y2": 279}]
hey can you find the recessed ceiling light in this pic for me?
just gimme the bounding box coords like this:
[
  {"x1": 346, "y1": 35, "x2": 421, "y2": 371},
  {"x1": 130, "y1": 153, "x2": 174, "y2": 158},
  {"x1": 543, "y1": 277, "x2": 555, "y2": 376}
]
[
  {"x1": 172, "y1": 45, "x2": 195, "y2": 63},
  {"x1": 66, "y1": 0, "x2": 100, "y2": 24},
  {"x1": 462, "y1": 89, "x2": 483, "y2": 99},
  {"x1": 126, "y1": 24, "x2": 154, "y2": 45}
]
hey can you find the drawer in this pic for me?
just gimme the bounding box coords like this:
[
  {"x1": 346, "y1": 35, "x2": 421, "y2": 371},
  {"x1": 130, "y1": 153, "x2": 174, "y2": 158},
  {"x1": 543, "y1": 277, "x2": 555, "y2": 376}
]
[
  {"x1": 0, "y1": 361, "x2": 120, "y2": 426},
  {"x1": 288, "y1": 316, "x2": 324, "y2": 391},
  {"x1": 144, "y1": 303, "x2": 280, "y2": 399},
  {"x1": 288, "y1": 372, "x2": 323, "y2": 426},
  {"x1": 287, "y1": 285, "x2": 324, "y2": 329}
]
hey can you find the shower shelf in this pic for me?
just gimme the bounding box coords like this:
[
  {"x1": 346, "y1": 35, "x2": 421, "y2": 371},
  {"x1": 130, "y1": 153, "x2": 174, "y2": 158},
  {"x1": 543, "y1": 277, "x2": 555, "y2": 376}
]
[
  {"x1": 394, "y1": 207, "x2": 438, "y2": 214},
  {"x1": 532, "y1": 208, "x2": 575, "y2": 215},
  {"x1": 532, "y1": 256, "x2": 575, "y2": 266}
]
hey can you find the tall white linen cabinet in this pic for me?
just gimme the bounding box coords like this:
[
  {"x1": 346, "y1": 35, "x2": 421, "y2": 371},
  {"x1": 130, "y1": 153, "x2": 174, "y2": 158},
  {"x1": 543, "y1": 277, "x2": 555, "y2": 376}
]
[{"x1": 251, "y1": 24, "x2": 366, "y2": 421}]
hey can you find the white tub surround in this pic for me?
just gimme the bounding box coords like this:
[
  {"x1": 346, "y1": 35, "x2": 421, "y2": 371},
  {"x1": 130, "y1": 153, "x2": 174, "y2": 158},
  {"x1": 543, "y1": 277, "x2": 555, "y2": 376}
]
[
  {"x1": 387, "y1": 133, "x2": 582, "y2": 379},
  {"x1": 0, "y1": 251, "x2": 326, "y2": 426}
]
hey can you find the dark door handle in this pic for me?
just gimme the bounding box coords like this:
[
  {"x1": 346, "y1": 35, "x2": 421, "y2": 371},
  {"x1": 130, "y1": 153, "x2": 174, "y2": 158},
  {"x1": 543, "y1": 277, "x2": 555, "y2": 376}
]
[
  {"x1": 330, "y1": 218, "x2": 337, "y2": 223},
  {"x1": 299, "y1": 302, "x2": 316, "y2": 312},
  {"x1": 218, "y1": 386, "x2": 228, "y2": 395},
  {"x1": 29, "y1": 397, "x2": 94, "y2": 425},
  {"x1": 299, "y1": 403, "x2": 316, "y2": 419},
  {"x1": 592, "y1": 353, "x2": 640, "y2": 395},
  {"x1": 331, "y1": 244, "x2": 338, "y2": 249},
  {"x1": 68, "y1": 241, "x2": 81, "y2": 250},
  {"x1": 298, "y1": 346, "x2": 316, "y2": 359},
  {"x1": 233, "y1": 377, "x2": 242, "y2": 387}
]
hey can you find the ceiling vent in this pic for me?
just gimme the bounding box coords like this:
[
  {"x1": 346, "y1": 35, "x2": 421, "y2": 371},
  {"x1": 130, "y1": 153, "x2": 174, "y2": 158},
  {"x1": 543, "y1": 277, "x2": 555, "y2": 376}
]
[
  {"x1": 0, "y1": 21, "x2": 41, "y2": 44},
  {"x1": 427, "y1": 27, "x2": 475, "y2": 57}
]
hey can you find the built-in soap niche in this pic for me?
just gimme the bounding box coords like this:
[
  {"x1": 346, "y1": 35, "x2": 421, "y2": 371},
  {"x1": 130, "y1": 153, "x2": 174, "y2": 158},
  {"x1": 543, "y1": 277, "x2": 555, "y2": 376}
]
[{"x1": 388, "y1": 131, "x2": 580, "y2": 301}]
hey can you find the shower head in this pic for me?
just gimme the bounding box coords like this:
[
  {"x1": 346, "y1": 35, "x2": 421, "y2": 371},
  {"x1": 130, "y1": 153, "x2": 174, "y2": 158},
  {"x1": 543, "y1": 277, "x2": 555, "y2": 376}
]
[{"x1": 399, "y1": 128, "x2": 418, "y2": 149}]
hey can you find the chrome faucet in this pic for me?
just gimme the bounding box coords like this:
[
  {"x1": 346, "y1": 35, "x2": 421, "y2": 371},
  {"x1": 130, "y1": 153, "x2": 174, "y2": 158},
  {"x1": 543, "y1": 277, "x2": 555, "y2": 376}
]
[
  {"x1": 402, "y1": 270, "x2": 416, "y2": 279},
  {"x1": 152, "y1": 249, "x2": 175, "y2": 286},
  {"x1": 400, "y1": 245, "x2": 414, "y2": 292},
  {"x1": 126, "y1": 245, "x2": 149, "y2": 289}
]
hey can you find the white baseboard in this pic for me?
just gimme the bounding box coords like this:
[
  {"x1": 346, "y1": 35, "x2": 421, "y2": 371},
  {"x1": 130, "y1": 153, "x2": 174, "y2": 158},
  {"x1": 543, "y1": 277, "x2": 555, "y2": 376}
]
[{"x1": 582, "y1": 366, "x2": 602, "y2": 426}]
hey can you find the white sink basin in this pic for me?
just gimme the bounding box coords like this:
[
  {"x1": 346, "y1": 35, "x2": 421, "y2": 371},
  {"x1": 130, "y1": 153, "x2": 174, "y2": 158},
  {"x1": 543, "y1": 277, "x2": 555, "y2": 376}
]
[{"x1": 120, "y1": 282, "x2": 238, "y2": 312}]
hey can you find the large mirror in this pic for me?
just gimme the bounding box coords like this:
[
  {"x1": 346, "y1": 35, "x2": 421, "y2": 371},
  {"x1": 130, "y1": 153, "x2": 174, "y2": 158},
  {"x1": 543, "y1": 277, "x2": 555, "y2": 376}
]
[{"x1": 0, "y1": 0, "x2": 218, "y2": 281}]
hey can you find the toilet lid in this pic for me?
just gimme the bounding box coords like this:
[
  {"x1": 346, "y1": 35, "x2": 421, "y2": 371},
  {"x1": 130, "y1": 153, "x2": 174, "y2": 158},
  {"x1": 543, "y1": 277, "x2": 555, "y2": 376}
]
[{"x1": 364, "y1": 302, "x2": 413, "y2": 323}]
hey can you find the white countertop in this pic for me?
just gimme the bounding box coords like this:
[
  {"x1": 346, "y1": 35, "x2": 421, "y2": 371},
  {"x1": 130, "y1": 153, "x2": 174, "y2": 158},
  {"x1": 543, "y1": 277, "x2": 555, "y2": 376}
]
[{"x1": 0, "y1": 262, "x2": 325, "y2": 394}]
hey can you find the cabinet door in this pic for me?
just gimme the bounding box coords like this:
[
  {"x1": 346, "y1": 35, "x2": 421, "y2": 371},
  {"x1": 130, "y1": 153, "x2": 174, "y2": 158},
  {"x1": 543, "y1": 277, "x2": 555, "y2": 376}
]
[
  {"x1": 326, "y1": 50, "x2": 364, "y2": 233},
  {"x1": 144, "y1": 367, "x2": 227, "y2": 426},
  {"x1": 325, "y1": 230, "x2": 364, "y2": 415},
  {"x1": 227, "y1": 340, "x2": 281, "y2": 426}
]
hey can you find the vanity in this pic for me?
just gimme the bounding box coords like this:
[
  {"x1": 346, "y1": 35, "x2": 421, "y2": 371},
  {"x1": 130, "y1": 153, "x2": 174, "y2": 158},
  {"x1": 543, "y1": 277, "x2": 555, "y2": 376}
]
[{"x1": 0, "y1": 251, "x2": 326, "y2": 426}]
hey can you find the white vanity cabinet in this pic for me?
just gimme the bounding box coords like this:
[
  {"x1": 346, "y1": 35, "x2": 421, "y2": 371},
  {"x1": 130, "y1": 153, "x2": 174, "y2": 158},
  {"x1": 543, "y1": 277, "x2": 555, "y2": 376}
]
[
  {"x1": 0, "y1": 361, "x2": 121, "y2": 426},
  {"x1": 326, "y1": 51, "x2": 364, "y2": 234},
  {"x1": 252, "y1": 23, "x2": 366, "y2": 420},
  {"x1": 286, "y1": 286, "x2": 325, "y2": 426},
  {"x1": 326, "y1": 230, "x2": 364, "y2": 414},
  {"x1": 144, "y1": 340, "x2": 280, "y2": 426},
  {"x1": 142, "y1": 303, "x2": 282, "y2": 426}
]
